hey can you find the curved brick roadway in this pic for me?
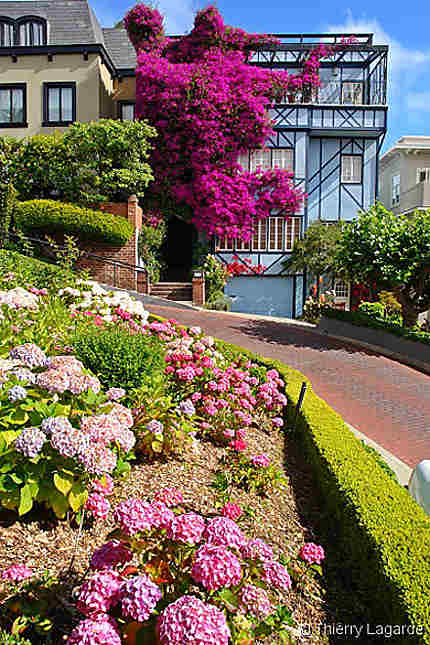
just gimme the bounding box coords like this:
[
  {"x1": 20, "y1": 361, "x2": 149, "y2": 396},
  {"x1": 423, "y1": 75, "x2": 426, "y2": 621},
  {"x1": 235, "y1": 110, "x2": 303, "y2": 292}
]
[{"x1": 146, "y1": 303, "x2": 430, "y2": 468}]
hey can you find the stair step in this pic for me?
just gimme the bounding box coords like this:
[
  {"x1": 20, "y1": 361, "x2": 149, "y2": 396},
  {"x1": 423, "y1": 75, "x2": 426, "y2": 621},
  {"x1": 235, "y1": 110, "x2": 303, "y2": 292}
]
[{"x1": 151, "y1": 282, "x2": 193, "y2": 302}]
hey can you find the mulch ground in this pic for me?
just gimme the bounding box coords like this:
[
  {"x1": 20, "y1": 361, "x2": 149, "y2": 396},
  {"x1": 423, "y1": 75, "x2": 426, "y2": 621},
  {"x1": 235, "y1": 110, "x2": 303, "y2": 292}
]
[{"x1": 0, "y1": 422, "x2": 330, "y2": 644}]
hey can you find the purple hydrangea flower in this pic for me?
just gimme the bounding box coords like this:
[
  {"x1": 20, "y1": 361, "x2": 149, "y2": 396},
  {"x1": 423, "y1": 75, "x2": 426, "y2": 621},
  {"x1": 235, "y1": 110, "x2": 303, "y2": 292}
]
[
  {"x1": 15, "y1": 427, "x2": 46, "y2": 458},
  {"x1": 121, "y1": 575, "x2": 161, "y2": 622},
  {"x1": 178, "y1": 399, "x2": 196, "y2": 416},
  {"x1": 90, "y1": 540, "x2": 133, "y2": 571},
  {"x1": 66, "y1": 614, "x2": 121, "y2": 645},
  {"x1": 7, "y1": 385, "x2": 28, "y2": 402},
  {"x1": 146, "y1": 419, "x2": 163, "y2": 434},
  {"x1": 10, "y1": 343, "x2": 47, "y2": 368}
]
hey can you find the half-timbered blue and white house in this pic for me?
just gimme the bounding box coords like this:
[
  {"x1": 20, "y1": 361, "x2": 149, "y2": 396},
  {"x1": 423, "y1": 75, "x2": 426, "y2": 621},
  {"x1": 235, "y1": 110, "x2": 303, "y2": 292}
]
[{"x1": 215, "y1": 33, "x2": 388, "y2": 318}]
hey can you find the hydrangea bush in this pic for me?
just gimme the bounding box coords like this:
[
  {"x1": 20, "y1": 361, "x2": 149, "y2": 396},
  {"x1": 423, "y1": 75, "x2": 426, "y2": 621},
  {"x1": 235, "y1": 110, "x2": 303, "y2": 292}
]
[
  {"x1": 66, "y1": 488, "x2": 324, "y2": 644},
  {"x1": 0, "y1": 344, "x2": 135, "y2": 517}
]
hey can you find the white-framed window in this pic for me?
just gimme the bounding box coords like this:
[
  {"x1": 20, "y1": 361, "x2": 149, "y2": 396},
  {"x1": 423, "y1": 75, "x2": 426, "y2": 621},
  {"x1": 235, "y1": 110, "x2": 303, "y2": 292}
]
[
  {"x1": 341, "y1": 81, "x2": 363, "y2": 105},
  {"x1": 119, "y1": 101, "x2": 135, "y2": 121},
  {"x1": 391, "y1": 174, "x2": 400, "y2": 205},
  {"x1": 416, "y1": 168, "x2": 430, "y2": 183},
  {"x1": 334, "y1": 280, "x2": 349, "y2": 299},
  {"x1": 341, "y1": 155, "x2": 362, "y2": 183},
  {"x1": 240, "y1": 148, "x2": 294, "y2": 173},
  {"x1": 215, "y1": 217, "x2": 300, "y2": 253}
]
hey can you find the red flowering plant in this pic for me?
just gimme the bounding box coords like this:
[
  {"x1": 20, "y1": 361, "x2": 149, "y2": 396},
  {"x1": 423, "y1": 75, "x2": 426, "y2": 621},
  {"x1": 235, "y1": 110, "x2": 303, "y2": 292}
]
[
  {"x1": 65, "y1": 487, "x2": 321, "y2": 644},
  {"x1": 124, "y1": 5, "x2": 337, "y2": 242},
  {"x1": 226, "y1": 256, "x2": 267, "y2": 277}
]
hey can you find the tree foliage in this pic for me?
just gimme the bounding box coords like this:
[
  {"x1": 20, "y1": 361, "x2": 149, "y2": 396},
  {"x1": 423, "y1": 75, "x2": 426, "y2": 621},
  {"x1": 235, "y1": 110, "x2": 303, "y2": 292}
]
[
  {"x1": 2, "y1": 119, "x2": 156, "y2": 205},
  {"x1": 335, "y1": 203, "x2": 430, "y2": 327},
  {"x1": 282, "y1": 220, "x2": 343, "y2": 278}
]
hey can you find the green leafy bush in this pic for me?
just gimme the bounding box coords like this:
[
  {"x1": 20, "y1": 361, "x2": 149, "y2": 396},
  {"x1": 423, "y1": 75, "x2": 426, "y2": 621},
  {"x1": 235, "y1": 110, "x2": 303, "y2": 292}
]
[
  {"x1": 322, "y1": 306, "x2": 430, "y2": 346},
  {"x1": 14, "y1": 200, "x2": 134, "y2": 247},
  {"x1": 3, "y1": 120, "x2": 156, "y2": 205},
  {"x1": 205, "y1": 291, "x2": 232, "y2": 311},
  {"x1": 0, "y1": 631, "x2": 32, "y2": 645},
  {"x1": 360, "y1": 440, "x2": 398, "y2": 483},
  {"x1": 0, "y1": 250, "x2": 76, "y2": 293},
  {"x1": 72, "y1": 325, "x2": 166, "y2": 393},
  {"x1": 358, "y1": 301, "x2": 385, "y2": 319},
  {"x1": 138, "y1": 219, "x2": 166, "y2": 283},
  {"x1": 202, "y1": 254, "x2": 228, "y2": 301}
]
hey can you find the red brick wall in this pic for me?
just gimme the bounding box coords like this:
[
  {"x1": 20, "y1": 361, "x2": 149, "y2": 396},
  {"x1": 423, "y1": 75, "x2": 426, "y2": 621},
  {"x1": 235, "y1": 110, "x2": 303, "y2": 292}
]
[
  {"x1": 192, "y1": 274, "x2": 205, "y2": 306},
  {"x1": 76, "y1": 195, "x2": 147, "y2": 292}
]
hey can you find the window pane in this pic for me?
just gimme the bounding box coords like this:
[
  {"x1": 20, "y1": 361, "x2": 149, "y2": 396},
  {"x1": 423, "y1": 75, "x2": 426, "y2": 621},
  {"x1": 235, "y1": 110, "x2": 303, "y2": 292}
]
[
  {"x1": 61, "y1": 88, "x2": 73, "y2": 121},
  {"x1": 19, "y1": 21, "x2": 44, "y2": 45},
  {"x1": 48, "y1": 87, "x2": 60, "y2": 122},
  {"x1": 272, "y1": 149, "x2": 293, "y2": 170},
  {"x1": 342, "y1": 155, "x2": 361, "y2": 183},
  {"x1": 352, "y1": 156, "x2": 362, "y2": 181},
  {"x1": 33, "y1": 22, "x2": 43, "y2": 46},
  {"x1": 19, "y1": 23, "x2": 29, "y2": 45},
  {"x1": 121, "y1": 104, "x2": 134, "y2": 121},
  {"x1": 1, "y1": 22, "x2": 14, "y2": 46},
  {"x1": 0, "y1": 89, "x2": 10, "y2": 122},
  {"x1": 11, "y1": 89, "x2": 23, "y2": 122},
  {"x1": 238, "y1": 152, "x2": 249, "y2": 171},
  {"x1": 342, "y1": 82, "x2": 363, "y2": 105},
  {"x1": 250, "y1": 149, "x2": 271, "y2": 172}
]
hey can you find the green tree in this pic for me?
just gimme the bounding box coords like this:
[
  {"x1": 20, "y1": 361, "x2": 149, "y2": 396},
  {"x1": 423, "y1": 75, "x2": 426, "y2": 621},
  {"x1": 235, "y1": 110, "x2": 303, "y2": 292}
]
[
  {"x1": 335, "y1": 203, "x2": 430, "y2": 328},
  {"x1": 282, "y1": 220, "x2": 343, "y2": 289}
]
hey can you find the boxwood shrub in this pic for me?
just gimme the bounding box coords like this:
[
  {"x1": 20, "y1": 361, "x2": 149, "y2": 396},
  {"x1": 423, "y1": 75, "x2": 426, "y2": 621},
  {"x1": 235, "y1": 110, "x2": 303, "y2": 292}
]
[
  {"x1": 14, "y1": 200, "x2": 134, "y2": 247},
  {"x1": 149, "y1": 312, "x2": 430, "y2": 644},
  {"x1": 71, "y1": 324, "x2": 166, "y2": 393},
  {"x1": 322, "y1": 306, "x2": 430, "y2": 346}
]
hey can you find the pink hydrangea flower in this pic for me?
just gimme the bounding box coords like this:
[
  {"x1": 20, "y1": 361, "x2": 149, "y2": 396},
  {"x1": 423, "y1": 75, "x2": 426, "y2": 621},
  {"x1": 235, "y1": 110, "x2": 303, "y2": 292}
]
[
  {"x1": 220, "y1": 502, "x2": 243, "y2": 521},
  {"x1": 251, "y1": 454, "x2": 271, "y2": 468},
  {"x1": 204, "y1": 516, "x2": 246, "y2": 550},
  {"x1": 299, "y1": 542, "x2": 325, "y2": 565},
  {"x1": 223, "y1": 428, "x2": 235, "y2": 439},
  {"x1": 79, "y1": 445, "x2": 117, "y2": 476},
  {"x1": 167, "y1": 513, "x2": 206, "y2": 545},
  {"x1": 154, "y1": 487, "x2": 183, "y2": 507},
  {"x1": 229, "y1": 439, "x2": 247, "y2": 452},
  {"x1": 121, "y1": 575, "x2": 161, "y2": 622},
  {"x1": 108, "y1": 403, "x2": 134, "y2": 429},
  {"x1": 239, "y1": 584, "x2": 273, "y2": 619},
  {"x1": 85, "y1": 493, "x2": 111, "y2": 520},
  {"x1": 77, "y1": 570, "x2": 124, "y2": 617},
  {"x1": 1, "y1": 564, "x2": 33, "y2": 583},
  {"x1": 272, "y1": 417, "x2": 284, "y2": 427},
  {"x1": 241, "y1": 538, "x2": 274, "y2": 563},
  {"x1": 92, "y1": 475, "x2": 114, "y2": 496},
  {"x1": 113, "y1": 498, "x2": 152, "y2": 536},
  {"x1": 146, "y1": 501, "x2": 175, "y2": 529},
  {"x1": 261, "y1": 560, "x2": 292, "y2": 591},
  {"x1": 66, "y1": 614, "x2": 121, "y2": 645},
  {"x1": 191, "y1": 543, "x2": 242, "y2": 591},
  {"x1": 90, "y1": 540, "x2": 133, "y2": 571},
  {"x1": 157, "y1": 595, "x2": 230, "y2": 645}
]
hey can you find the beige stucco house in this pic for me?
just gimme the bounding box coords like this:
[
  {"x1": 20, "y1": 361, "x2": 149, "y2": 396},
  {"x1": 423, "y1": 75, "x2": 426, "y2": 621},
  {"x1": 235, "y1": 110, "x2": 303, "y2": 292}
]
[
  {"x1": 0, "y1": 0, "x2": 137, "y2": 137},
  {"x1": 379, "y1": 136, "x2": 430, "y2": 215}
]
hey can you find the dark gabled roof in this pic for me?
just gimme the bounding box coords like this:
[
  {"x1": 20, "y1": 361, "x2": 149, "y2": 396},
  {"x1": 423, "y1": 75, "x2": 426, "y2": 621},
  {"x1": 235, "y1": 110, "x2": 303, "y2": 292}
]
[
  {"x1": 102, "y1": 27, "x2": 136, "y2": 70},
  {"x1": 0, "y1": 0, "x2": 103, "y2": 45}
]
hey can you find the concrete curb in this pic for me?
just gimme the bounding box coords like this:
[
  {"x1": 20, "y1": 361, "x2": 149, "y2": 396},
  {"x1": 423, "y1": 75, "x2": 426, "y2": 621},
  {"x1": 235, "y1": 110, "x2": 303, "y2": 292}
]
[{"x1": 346, "y1": 423, "x2": 412, "y2": 487}]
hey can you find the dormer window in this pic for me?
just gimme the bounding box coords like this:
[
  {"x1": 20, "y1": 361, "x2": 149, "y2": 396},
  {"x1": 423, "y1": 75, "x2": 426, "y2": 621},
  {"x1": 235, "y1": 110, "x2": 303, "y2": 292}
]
[
  {"x1": 0, "y1": 19, "x2": 14, "y2": 46},
  {"x1": 17, "y1": 18, "x2": 47, "y2": 46},
  {"x1": 0, "y1": 17, "x2": 47, "y2": 47}
]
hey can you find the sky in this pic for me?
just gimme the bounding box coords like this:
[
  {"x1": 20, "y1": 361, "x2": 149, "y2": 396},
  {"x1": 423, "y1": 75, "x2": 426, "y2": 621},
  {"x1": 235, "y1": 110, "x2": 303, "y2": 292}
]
[{"x1": 82, "y1": 0, "x2": 430, "y2": 152}]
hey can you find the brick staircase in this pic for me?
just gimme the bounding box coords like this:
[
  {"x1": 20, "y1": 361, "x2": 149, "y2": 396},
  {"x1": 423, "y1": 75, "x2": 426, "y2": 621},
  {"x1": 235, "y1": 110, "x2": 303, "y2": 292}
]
[{"x1": 150, "y1": 282, "x2": 193, "y2": 301}]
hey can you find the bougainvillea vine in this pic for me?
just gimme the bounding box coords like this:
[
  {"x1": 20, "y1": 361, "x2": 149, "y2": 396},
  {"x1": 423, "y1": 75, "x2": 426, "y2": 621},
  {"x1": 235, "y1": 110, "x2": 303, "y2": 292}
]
[{"x1": 125, "y1": 5, "x2": 352, "y2": 241}]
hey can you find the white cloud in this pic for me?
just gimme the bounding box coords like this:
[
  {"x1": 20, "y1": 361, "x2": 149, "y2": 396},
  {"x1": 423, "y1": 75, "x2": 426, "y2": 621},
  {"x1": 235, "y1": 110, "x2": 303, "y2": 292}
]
[
  {"x1": 325, "y1": 12, "x2": 430, "y2": 119},
  {"x1": 157, "y1": 0, "x2": 198, "y2": 35}
]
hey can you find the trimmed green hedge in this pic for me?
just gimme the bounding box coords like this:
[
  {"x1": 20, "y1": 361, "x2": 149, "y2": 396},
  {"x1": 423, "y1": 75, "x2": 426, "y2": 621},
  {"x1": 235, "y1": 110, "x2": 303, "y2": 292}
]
[
  {"x1": 14, "y1": 200, "x2": 134, "y2": 246},
  {"x1": 149, "y1": 311, "x2": 430, "y2": 644},
  {"x1": 322, "y1": 306, "x2": 430, "y2": 346},
  {"x1": 0, "y1": 249, "x2": 75, "y2": 293}
]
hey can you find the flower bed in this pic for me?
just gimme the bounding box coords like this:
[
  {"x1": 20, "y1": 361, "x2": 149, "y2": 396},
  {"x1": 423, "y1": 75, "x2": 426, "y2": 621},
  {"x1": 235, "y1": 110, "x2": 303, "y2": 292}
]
[{"x1": 0, "y1": 257, "x2": 329, "y2": 644}]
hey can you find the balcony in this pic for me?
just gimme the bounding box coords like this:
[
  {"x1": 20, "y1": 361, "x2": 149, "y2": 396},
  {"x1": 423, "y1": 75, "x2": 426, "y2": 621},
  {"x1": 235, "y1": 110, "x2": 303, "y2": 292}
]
[{"x1": 393, "y1": 182, "x2": 430, "y2": 215}]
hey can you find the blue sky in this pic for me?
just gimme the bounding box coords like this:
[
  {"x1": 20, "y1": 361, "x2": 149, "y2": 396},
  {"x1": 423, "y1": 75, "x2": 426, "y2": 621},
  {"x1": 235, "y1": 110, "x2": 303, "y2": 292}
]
[{"x1": 93, "y1": 0, "x2": 430, "y2": 152}]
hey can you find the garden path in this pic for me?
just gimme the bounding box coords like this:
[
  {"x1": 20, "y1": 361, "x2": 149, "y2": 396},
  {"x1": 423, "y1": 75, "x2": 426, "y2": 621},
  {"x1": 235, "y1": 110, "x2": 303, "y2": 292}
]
[{"x1": 145, "y1": 302, "x2": 430, "y2": 468}]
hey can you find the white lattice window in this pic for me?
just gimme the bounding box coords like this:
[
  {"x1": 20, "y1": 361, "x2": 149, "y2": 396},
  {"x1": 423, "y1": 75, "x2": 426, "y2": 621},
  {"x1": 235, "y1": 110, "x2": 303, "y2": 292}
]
[
  {"x1": 238, "y1": 152, "x2": 249, "y2": 170},
  {"x1": 341, "y1": 82, "x2": 363, "y2": 105},
  {"x1": 272, "y1": 148, "x2": 293, "y2": 170},
  {"x1": 416, "y1": 168, "x2": 430, "y2": 183},
  {"x1": 252, "y1": 220, "x2": 268, "y2": 251},
  {"x1": 250, "y1": 149, "x2": 271, "y2": 172},
  {"x1": 392, "y1": 174, "x2": 400, "y2": 205},
  {"x1": 334, "y1": 280, "x2": 349, "y2": 299},
  {"x1": 285, "y1": 217, "x2": 301, "y2": 251},
  {"x1": 215, "y1": 236, "x2": 234, "y2": 251},
  {"x1": 341, "y1": 155, "x2": 362, "y2": 183},
  {"x1": 235, "y1": 237, "x2": 251, "y2": 251}
]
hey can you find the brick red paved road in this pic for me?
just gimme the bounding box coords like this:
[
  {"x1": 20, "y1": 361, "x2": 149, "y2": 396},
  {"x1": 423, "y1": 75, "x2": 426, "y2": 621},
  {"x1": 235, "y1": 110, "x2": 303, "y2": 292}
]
[{"x1": 146, "y1": 303, "x2": 430, "y2": 468}]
